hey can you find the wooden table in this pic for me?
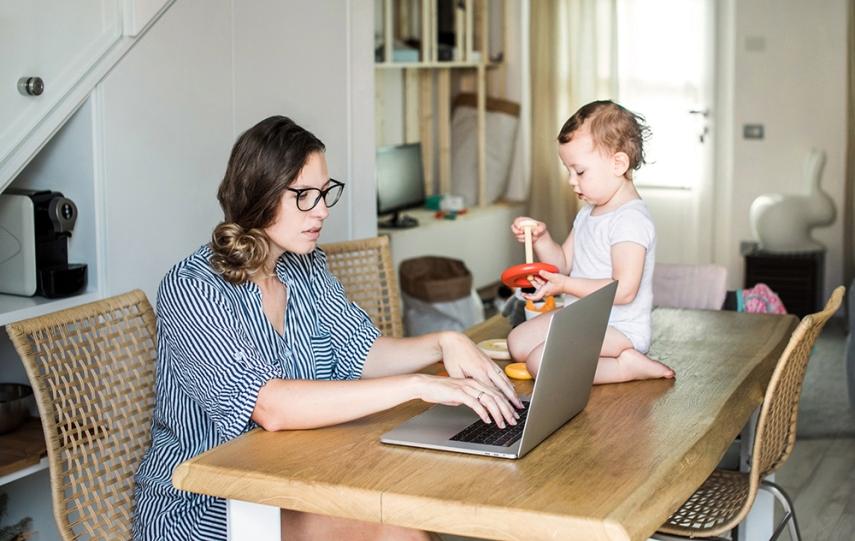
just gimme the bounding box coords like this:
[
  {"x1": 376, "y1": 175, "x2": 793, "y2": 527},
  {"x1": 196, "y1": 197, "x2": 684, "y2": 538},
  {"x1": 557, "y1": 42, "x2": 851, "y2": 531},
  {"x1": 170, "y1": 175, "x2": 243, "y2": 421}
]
[{"x1": 173, "y1": 309, "x2": 797, "y2": 541}]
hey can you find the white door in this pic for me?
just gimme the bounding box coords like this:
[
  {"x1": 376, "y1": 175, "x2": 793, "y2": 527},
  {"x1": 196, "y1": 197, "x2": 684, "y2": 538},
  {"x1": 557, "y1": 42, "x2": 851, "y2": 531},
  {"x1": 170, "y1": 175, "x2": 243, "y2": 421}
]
[{"x1": 615, "y1": 0, "x2": 715, "y2": 264}]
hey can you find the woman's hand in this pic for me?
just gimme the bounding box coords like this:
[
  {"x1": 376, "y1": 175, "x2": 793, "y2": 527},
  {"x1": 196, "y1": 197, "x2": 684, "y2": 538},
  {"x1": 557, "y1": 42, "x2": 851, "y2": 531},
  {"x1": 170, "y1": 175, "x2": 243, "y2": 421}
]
[
  {"x1": 511, "y1": 216, "x2": 548, "y2": 245},
  {"x1": 525, "y1": 269, "x2": 568, "y2": 301},
  {"x1": 413, "y1": 374, "x2": 520, "y2": 428},
  {"x1": 437, "y1": 332, "x2": 523, "y2": 410}
]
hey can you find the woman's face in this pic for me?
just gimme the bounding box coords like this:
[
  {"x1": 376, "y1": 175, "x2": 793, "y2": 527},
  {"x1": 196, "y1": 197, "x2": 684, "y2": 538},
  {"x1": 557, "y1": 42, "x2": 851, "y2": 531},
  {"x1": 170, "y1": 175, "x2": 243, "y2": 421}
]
[{"x1": 264, "y1": 151, "x2": 331, "y2": 256}]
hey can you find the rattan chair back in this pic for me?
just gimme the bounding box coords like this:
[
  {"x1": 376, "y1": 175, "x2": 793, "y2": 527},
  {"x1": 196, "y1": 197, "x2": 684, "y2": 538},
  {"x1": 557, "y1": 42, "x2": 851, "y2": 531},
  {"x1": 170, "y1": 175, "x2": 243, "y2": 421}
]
[
  {"x1": 751, "y1": 286, "x2": 844, "y2": 480},
  {"x1": 658, "y1": 286, "x2": 845, "y2": 538},
  {"x1": 321, "y1": 236, "x2": 404, "y2": 338},
  {"x1": 6, "y1": 290, "x2": 157, "y2": 541}
]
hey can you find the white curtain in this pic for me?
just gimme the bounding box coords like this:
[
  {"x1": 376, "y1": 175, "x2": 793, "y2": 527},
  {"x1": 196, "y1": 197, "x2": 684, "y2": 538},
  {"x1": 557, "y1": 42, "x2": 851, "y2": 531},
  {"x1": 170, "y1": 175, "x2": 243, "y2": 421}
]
[{"x1": 529, "y1": 0, "x2": 618, "y2": 239}]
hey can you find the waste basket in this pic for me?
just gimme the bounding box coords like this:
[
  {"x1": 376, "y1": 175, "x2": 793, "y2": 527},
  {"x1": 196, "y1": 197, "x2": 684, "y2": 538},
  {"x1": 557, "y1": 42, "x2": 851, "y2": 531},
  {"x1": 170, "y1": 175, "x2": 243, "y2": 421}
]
[{"x1": 398, "y1": 256, "x2": 484, "y2": 335}]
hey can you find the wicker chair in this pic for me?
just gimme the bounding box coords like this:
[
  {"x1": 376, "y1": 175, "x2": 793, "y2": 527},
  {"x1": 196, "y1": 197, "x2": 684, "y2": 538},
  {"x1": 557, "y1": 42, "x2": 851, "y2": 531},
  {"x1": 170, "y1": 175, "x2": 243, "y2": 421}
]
[
  {"x1": 6, "y1": 290, "x2": 157, "y2": 541},
  {"x1": 656, "y1": 285, "x2": 845, "y2": 541},
  {"x1": 321, "y1": 235, "x2": 404, "y2": 338}
]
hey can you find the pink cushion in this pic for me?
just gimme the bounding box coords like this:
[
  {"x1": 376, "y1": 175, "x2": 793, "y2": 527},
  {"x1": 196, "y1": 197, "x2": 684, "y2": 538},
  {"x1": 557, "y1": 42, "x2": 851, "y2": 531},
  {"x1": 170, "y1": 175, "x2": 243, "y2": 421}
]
[{"x1": 653, "y1": 263, "x2": 728, "y2": 310}]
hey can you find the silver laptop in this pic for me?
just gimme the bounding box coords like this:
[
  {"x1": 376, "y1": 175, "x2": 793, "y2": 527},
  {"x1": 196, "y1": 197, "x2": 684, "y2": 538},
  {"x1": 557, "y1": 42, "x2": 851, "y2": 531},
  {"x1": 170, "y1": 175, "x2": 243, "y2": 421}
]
[{"x1": 381, "y1": 281, "x2": 617, "y2": 459}]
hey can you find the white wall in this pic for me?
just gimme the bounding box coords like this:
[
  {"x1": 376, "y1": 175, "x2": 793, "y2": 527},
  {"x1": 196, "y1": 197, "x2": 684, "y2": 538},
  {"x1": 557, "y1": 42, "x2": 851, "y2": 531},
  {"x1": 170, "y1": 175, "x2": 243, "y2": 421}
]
[
  {"x1": 233, "y1": 0, "x2": 376, "y2": 243},
  {"x1": 99, "y1": 0, "x2": 233, "y2": 300},
  {"x1": 98, "y1": 0, "x2": 375, "y2": 300},
  {"x1": 715, "y1": 0, "x2": 848, "y2": 298}
]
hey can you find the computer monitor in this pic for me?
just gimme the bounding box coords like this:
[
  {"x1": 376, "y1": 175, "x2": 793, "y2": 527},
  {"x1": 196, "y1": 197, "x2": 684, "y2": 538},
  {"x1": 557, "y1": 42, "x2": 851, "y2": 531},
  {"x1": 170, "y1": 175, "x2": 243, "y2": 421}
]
[{"x1": 376, "y1": 143, "x2": 426, "y2": 228}]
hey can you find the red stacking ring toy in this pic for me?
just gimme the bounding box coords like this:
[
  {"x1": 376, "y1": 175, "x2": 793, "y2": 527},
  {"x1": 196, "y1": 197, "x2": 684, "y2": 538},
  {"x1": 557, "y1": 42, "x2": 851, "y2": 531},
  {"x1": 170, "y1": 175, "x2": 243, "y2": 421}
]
[{"x1": 501, "y1": 262, "x2": 559, "y2": 288}]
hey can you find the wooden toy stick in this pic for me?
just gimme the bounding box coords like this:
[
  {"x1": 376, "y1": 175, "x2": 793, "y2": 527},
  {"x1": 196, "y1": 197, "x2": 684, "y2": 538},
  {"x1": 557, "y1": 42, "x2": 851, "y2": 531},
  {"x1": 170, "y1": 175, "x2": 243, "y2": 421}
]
[
  {"x1": 520, "y1": 220, "x2": 537, "y2": 264},
  {"x1": 524, "y1": 226, "x2": 533, "y2": 264},
  {"x1": 520, "y1": 219, "x2": 537, "y2": 283},
  {"x1": 502, "y1": 221, "x2": 558, "y2": 288}
]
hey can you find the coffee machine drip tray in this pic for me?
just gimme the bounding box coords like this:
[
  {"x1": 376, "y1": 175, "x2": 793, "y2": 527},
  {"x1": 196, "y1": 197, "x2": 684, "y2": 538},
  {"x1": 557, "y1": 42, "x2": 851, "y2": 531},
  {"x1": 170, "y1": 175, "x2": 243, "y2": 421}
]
[{"x1": 39, "y1": 263, "x2": 88, "y2": 299}]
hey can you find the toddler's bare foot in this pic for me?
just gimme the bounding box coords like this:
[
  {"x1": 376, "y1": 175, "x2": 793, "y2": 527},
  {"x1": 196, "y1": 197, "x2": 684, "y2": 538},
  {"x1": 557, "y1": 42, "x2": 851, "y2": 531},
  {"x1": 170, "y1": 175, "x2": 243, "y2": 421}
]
[{"x1": 593, "y1": 349, "x2": 675, "y2": 384}]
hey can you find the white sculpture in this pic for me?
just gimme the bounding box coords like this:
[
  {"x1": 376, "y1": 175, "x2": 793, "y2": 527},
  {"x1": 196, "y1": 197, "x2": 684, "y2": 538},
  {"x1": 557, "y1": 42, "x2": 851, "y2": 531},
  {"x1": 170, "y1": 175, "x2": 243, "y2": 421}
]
[{"x1": 749, "y1": 149, "x2": 836, "y2": 253}]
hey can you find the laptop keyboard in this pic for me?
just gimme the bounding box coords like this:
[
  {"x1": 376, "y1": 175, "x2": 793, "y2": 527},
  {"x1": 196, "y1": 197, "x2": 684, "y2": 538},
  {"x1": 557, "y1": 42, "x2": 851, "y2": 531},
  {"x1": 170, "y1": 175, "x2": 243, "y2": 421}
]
[{"x1": 449, "y1": 401, "x2": 530, "y2": 447}]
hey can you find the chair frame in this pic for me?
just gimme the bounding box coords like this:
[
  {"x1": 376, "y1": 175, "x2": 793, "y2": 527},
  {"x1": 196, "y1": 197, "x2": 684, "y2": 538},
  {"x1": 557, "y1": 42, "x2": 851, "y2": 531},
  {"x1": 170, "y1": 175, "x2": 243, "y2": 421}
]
[
  {"x1": 6, "y1": 290, "x2": 158, "y2": 541},
  {"x1": 320, "y1": 235, "x2": 404, "y2": 338},
  {"x1": 656, "y1": 286, "x2": 845, "y2": 540}
]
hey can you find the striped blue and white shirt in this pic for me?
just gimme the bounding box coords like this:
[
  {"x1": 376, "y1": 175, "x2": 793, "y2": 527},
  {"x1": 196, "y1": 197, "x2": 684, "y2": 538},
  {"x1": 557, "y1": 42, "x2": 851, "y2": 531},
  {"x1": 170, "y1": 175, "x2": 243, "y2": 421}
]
[{"x1": 132, "y1": 244, "x2": 380, "y2": 540}]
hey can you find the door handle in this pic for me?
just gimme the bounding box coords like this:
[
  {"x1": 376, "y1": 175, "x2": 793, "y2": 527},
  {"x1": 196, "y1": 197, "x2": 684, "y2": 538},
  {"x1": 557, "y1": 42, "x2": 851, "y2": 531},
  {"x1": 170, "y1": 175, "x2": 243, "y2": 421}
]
[{"x1": 689, "y1": 108, "x2": 709, "y2": 117}]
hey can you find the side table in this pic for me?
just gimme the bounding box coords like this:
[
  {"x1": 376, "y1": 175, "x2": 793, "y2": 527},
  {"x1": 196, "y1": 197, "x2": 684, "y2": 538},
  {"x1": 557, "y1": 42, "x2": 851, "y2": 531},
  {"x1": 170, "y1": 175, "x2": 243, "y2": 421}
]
[{"x1": 743, "y1": 249, "x2": 824, "y2": 318}]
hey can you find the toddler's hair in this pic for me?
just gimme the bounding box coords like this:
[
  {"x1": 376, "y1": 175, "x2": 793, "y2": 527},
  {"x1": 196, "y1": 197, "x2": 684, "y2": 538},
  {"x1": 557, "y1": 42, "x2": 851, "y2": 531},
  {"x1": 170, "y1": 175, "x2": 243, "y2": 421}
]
[{"x1": 557, "y1": 100, "x2": 651, "y2": 177}]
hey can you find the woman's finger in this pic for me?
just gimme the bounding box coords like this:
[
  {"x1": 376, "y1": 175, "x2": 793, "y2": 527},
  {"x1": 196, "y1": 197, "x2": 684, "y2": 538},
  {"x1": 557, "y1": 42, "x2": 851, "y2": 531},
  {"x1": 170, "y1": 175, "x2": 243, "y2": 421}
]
[
  {"x1": 488, "y1": 367, "x2": 523, "y2": 409},
  {"x1": 460, "y1": 390, "x2": 492, "y2": 424},
  {"x1": 469, "y1": 383, "x2": 518, "y2": 427},
  {"x1": 469, "y1": 387, "x2": 509, "y2": 428},
  {"x1": 483, "y1": 390, "x2": 520, "y2": 426},
  {"x1": 476, "y1": 394, "x2": 505, "y2": 428}
]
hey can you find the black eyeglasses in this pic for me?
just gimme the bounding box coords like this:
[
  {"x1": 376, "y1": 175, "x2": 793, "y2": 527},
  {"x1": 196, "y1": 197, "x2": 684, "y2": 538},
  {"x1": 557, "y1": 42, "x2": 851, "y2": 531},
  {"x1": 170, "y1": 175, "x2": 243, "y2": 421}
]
[{"x1": 286, "y1": 179, "x2": 345, "y2": 212}]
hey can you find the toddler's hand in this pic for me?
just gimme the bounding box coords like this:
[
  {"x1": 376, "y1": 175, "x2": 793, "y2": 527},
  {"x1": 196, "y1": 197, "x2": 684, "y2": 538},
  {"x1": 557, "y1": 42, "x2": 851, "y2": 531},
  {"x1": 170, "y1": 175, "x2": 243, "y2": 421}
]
[
  {"x1": 524, "y1": 269, "x2": 566, "y2": 301},
  {"x1": 511, "y1": 217, "x2": 547, "y2": 244}
]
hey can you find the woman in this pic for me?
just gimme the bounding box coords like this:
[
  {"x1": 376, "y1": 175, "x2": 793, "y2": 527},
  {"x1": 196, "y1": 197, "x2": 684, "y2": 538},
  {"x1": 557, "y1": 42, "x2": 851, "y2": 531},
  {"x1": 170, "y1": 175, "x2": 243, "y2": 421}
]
[{"x1": 132, "y1": 116, "x2": 522, "y2": 541}]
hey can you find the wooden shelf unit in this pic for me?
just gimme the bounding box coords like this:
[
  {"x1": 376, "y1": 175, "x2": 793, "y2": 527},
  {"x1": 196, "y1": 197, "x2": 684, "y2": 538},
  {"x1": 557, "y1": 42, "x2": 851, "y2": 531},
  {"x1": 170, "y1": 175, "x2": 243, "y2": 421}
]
[
  {"x1": 375, "y1": 0, "x2": 505, "y2": 207},
  {"x1": 0, "y1": 417, "x2": 47, "y2": 485}
]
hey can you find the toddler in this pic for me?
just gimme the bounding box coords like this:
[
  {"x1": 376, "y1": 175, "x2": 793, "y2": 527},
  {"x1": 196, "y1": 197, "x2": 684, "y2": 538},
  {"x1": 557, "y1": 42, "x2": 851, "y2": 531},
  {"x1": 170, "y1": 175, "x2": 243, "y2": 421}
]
[{"x1": 507, "y1": 100, "x2": 674, "y2": 384}]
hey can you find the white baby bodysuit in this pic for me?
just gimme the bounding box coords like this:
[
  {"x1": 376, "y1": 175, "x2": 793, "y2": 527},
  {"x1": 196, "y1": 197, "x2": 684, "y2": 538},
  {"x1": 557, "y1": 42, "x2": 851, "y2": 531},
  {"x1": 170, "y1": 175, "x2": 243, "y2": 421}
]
[{"x1": 567, "y1": 199, "x2": 656, "y2": 353}]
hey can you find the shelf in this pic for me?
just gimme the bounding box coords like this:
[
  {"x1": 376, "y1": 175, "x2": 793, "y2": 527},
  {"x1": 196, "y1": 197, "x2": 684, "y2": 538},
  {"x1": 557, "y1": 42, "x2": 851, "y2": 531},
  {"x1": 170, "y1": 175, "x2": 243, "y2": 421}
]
[
  {"x1": 0, "y1": 417, "x2": 47, "y2": 486},
  {"x1": 380, "y1": 202, "x2": 524, "y2": 289},
  {"x1": 0, "y1": 290, "x2": 100, "y2": 327},
  {"x1": 375, "y1": 61, "x2": 501, "y2": 69}
]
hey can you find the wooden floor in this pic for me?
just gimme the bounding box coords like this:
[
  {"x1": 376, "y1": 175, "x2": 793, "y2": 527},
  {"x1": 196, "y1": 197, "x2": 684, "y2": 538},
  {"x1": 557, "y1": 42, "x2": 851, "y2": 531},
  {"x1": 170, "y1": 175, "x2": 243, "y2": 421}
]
[{"x1": 775, "y1": 437, "x2": 855, "y2": 540}]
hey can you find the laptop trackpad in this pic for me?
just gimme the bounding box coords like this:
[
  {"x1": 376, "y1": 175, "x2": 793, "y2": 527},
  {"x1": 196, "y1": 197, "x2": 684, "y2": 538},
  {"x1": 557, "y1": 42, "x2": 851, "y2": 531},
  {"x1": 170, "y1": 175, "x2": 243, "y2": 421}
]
[{"x1": 385, "y1": 404, "x2": 480, "y2": 442}]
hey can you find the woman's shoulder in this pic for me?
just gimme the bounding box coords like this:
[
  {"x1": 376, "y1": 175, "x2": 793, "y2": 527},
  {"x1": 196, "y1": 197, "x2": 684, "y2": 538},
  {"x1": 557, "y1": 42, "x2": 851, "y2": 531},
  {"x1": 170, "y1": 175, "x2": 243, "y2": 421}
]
[
  {"x1": 163, "y1": 244, "x2": 219, "y2": 283},
  {"x1": 158, "y1": 245, "x2": 231, "y2": 305}
]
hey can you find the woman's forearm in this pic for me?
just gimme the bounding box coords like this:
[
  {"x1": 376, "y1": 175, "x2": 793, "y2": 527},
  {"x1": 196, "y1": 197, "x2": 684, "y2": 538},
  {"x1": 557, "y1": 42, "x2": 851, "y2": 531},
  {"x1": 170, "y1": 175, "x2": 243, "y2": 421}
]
[
  {"x1": 252, "y1": 374, "x2": 425, "y2": 431},
  {"x1": 360, "y1": 334, "x2": 445, "y2": 378},
  {"x1": 253, "y1": 333, "x2": 523, "y2": 431}
]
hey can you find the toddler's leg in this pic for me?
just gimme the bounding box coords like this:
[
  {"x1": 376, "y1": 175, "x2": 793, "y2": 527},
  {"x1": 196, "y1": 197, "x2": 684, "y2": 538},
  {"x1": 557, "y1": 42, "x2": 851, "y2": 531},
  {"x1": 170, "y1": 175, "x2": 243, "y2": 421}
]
[
  {"x1": 593, "y1": 327, "x2": 674, "y2": 384},
  {"x1": 507, "y1": 311, "x2": 554, "y2": 377}
]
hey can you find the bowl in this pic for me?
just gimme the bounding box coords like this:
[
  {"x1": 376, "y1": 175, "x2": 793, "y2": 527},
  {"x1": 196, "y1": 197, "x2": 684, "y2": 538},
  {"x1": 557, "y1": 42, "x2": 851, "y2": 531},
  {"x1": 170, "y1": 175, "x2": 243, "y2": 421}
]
[
  {"x1": 523, "y1": 295, "x2": 565, "y2": 321},
  {"x1": 0, "y1": 383, "x2": 34, "y2": 434}
]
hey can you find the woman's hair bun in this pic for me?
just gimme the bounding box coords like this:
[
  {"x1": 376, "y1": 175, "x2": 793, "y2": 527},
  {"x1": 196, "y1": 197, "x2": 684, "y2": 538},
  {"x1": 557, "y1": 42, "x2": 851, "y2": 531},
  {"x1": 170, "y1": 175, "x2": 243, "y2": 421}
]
[{"x1": 210, "y1": 222, "x2": 270, "y2": 283}]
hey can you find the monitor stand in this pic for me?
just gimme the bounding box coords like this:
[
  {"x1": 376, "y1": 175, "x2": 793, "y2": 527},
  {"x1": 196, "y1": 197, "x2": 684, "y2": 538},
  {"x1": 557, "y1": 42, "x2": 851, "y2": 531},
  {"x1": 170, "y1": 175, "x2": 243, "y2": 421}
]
[{"x1": 378, "y1": 211, "x2": 419, "y2": 229}]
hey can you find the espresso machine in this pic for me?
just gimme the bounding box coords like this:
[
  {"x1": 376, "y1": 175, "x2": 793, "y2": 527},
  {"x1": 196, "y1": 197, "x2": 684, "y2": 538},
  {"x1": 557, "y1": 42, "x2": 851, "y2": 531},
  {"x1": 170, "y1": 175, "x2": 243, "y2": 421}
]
[{"x1": 0, "y1": 189, "x2": 87, "y2": 298}]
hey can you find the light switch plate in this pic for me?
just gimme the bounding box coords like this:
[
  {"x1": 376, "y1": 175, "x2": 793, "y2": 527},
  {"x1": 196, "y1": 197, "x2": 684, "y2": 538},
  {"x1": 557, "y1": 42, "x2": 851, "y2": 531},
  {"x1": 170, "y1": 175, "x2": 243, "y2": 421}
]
[{"x1": 743, "y1": 124, "x2": 764, "y2": 140}]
